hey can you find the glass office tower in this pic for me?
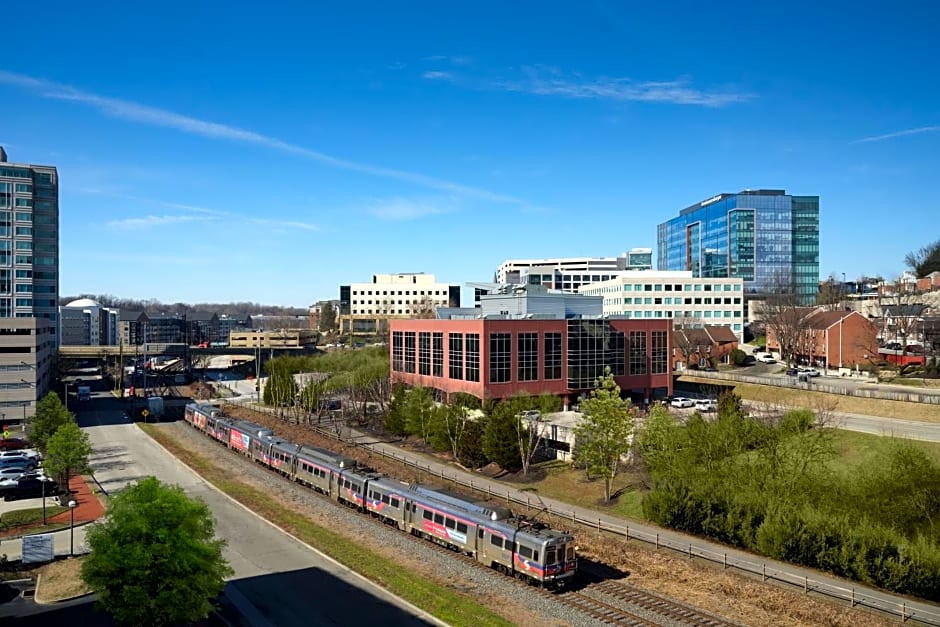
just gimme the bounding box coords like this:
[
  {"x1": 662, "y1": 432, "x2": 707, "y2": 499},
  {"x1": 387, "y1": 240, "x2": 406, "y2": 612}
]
[{"x1": 657, "y1": 190, "x2": 819, "y2": 304}]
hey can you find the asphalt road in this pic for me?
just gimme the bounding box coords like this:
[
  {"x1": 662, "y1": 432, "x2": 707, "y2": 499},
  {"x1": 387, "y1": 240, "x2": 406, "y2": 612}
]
[{"x1": 46, "y1": 397, "x2": 439, "y2": 627}]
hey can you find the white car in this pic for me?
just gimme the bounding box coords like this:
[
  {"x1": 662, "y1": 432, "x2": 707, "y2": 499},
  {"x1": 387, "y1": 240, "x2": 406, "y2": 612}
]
[
  {"x1": 800, "y1": 368, "x2": 821, "y2": 377},
  {"x1": 670, "y1": 397, "x2": 694, "y2": 408},
  {"x1": 694, "y1": 399, "x2": 718, "y2": 412},
  {"x1": 518, "y1": 410, "x2": 542, "y2": 421},
  {"x1": 0, "y1": 448, "x2": 40, "y2": 461},
  {"x1": 756, "y1": 354, "x2": 776, "y2": 364}
]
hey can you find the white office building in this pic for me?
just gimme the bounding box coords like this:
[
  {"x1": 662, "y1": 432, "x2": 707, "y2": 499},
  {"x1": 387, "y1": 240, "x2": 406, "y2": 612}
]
[
  {"x1": 579, "y1": 271, "x2": 746, "y2": 340},
  {"x1": 338, "y1": 273, "x2": 461, "y2": 334},
  {"x1": 495, "y1": 250, "x2": 654, "y2": 289}
]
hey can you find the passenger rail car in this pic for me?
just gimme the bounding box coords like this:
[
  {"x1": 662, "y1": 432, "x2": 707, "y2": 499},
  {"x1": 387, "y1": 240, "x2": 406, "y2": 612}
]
[{"x1": 183, "y1": 402, "x2": 577, "y2": 587}]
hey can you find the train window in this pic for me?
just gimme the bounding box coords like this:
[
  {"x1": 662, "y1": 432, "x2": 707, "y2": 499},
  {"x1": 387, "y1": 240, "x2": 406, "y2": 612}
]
[
  {"x1": 567, "y1": 547, "x2": 575, "y2": 560},
  {"x1": 354, "y1": 484, "x2": 361, "y2": 493},
  {"x1": 445, "y1": 518, "x2": 456, "y2": 529},
  {"x1": 456, "y1": 523, "x2": 468, "y2": 534},
  {"x1": 490, "y1": 535, "x2": 502, "y2": 547},
  {"x1": 381, "y1": 495, "x2": 389, "y2": 504},
  {"x1": 433, "y1": 514, "x2": 444, "y2": 525},
  {"x1": 546, "y1": 547, "x2": 556, "y2": 564},
  {"x1": 423, "y1": 510, "x2": 433, "y2": 520},
  {"x1": 478, "y1": 528, "x2": 484, "y2": 539},
  {"x1": 391, "y1": 498, "x2": 400, "y2": 508},
  {"x1": 533, "y1": 551, "x2": 538, "y2": 561},
  {"x1": 518, "y1": 546, "x2": 532, "y2": 559}
]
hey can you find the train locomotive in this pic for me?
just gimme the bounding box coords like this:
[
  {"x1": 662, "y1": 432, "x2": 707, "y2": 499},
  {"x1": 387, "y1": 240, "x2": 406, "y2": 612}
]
[{"x1": 184, "y1": 402, "x2": 578, "y2": 587}]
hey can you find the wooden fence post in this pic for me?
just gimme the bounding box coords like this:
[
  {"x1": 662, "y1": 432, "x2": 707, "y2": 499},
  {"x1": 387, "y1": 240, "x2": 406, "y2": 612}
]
[
  {"x1": 723, "y1": 553, "x2": 727, "y2": 569},
  {"x1": 655, "y1": 533, "x2": 659, "y2": 549},
  {"x1": 762, "y1": 564, "x2": 766, "y2": 582}
]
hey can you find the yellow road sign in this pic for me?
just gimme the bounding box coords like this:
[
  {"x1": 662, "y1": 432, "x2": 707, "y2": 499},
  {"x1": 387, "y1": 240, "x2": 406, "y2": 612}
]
[{"x1": 141, "y1": 409, "x2": 150, "y2": 417}]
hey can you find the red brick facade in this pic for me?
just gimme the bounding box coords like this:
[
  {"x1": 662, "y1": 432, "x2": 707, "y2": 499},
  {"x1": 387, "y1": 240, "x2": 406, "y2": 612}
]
[{"x1": 389, "y1": 318, "x2": 672, "y2": 405}]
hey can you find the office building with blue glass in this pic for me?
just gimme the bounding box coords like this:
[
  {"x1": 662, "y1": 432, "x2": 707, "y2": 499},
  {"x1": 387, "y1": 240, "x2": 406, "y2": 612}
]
[{"x1": 657, "y1": 189, "x2": 819, "y2": 305}]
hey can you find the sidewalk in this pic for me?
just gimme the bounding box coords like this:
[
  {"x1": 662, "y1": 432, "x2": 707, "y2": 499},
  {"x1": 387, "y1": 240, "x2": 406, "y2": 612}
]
[{"x1": 0, "y1": 475, "x2": 105, "y2": 561}]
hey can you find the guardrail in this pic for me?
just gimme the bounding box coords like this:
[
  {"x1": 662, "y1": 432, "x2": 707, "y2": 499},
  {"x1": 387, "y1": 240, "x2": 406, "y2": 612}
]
[
  {"x1": 682, "y1": 370, "x2": 940, "y2": 406},
  {"x1": 222, "y1": 399, "x2": 940, "y2": 625}
]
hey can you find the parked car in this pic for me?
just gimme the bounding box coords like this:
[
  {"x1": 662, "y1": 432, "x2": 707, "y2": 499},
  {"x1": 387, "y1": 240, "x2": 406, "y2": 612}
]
[
  {"x1": 786, "y1": 367, "x2": 799, "y2": 376},
  {"x1": 801, "y1": 368, "x2": 821, "y2": 377},
  {"x1": 756, "y1": 354, "x2": 777, "y2": 364},
  {"x1": 0, "y1": 456, "x2": 37, "y2": 471},
  {"x1": 0, "y1": 438, "x2": 30, "y2": 451},
  {"x1": 518, "y1": 410, "x2": 542, "y2": 421},
  {"x1": 0, "y1": 448, "x2": 39, "y2": 461},
  {"x1": 670, "y1": 397, "x2": 695, "y2": 408},
  {"x1": 694, "y1": 399, "x2": 718, "y2": 412},
  {"x1": 0, "y1": 469, "x2": 47, "y2": 489},
  {"x1": 2, "y1": 476, "x2": 59, "y2": 501},
  {"x1": 0, "y1": 466, "x2": 29, "y2": 481}
]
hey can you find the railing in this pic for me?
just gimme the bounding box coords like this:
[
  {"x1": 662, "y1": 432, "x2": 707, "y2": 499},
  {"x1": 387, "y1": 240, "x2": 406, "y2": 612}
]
[
  {"x1": 223, "y1": 398, "x2": 940, "y2": 626},
  {"x1": 682, "y1": 370, "x2": 940, "y2": 406},
  {"x1": 340, "y1": 429, "x2": 939, "y2": 624}
]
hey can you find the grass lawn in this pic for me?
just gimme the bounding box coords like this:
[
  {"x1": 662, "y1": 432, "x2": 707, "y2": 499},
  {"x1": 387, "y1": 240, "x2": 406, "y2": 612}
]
[
  {"x1": 829, "y1": 429, "x2": 940, "y2": 472},
  {"x1": 138, "y1": 423, "x2": 513, "y2": 627},
  {"x1": 680, "y1": 374, "x2": 940, "y2": 423},
  {"x1": 0, "y1": 505, "x2": 69, "y2": 536},
  {"x1": 516, "y1": 460, "x2": 645, "y2": 520}
]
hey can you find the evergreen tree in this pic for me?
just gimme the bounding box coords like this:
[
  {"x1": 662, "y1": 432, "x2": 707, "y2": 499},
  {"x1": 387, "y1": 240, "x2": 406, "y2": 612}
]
[{"x1": 482, "y1": 403, "x2": 522, "y2": 471}]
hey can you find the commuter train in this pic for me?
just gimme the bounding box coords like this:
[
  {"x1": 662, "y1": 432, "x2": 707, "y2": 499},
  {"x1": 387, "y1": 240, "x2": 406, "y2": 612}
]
[{"x1": 184, "y1": 402, "x2": 578, "y2": 587}]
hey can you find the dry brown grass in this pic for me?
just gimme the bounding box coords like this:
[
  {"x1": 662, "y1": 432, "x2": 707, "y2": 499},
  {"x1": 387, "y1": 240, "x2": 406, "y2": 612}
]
[
  {"x1": 573, "y1": 528, "x2": 895, "y2": 627},
  {"x1": 36, "y1": 557, "x2": 91, "y2": 603},
  {"x1": 681, "y1": 375, "x2": 940, "y2": 423}
]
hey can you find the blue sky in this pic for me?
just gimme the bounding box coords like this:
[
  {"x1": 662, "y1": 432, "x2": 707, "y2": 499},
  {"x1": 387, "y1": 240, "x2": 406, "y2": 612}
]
[{"x1": 1, "y1": 1, "x2": 938, "y2": 308}]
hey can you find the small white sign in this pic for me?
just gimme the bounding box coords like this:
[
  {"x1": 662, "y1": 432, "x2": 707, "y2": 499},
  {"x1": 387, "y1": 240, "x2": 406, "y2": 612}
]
[{"x1": 22, "y1": 533, "x2": 55, "y2": 564}]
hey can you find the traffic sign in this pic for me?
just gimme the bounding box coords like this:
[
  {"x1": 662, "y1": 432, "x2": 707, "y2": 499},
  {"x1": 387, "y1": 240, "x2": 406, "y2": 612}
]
[{"x1": 141, "y1": 409, "x2": 150, "y2": 418}]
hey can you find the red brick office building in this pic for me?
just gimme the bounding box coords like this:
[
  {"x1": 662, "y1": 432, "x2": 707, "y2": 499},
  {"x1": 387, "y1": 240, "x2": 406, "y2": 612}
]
[{"x1": 389, "y1": 317, "x2": 672, "y2": 406}]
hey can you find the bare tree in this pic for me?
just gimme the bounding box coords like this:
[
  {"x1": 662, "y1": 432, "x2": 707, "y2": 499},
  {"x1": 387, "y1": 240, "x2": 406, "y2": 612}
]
[
  {"x1": 413, "y1": 295, "x2": 438, "y2": 319},
  {"x1": 815, "y1": 274, "x2": 846, "y2": 311},
  {"x1": 905, "y1": 239, "x2": 940, "y2": 278},
  {"x1": 878, "y1": 277, "x2": 924, "y2": 354},
  {"x1": 760, "y1": 275, "x2": 814, "y2": 365},
  {"x1": 516, "y1": 414, "x2": 549, "y2": 477}
]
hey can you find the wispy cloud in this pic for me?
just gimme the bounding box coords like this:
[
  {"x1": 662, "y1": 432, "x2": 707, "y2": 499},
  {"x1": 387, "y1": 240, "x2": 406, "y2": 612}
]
[
  {"x1": 0, "y1": 69, "x2": 523, "y2": 205},
  {"x1": 853, "y1": 125, "x2": 940, "y2": 143},
  {"x1": 497, "y1": 66, "x2": 751, "y2": 107},
  {"x1": 369, "y1": 197, "x2": 456, "y2": 221},
  {"x1": 425, "y1": 55, "x2": 473, "y2": 66},
  {"x1": 421, "y1": 64, "x2": 751, "y2": 107},
  {"x1": 107, "y1": 214, "x2": 215, "y2": 231},
  {"x1": 250, "y1": 217, "x2": 320, "y2": 231}
]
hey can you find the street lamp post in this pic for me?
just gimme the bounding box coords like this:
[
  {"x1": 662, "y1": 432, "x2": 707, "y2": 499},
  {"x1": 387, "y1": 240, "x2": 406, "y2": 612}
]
[
  {"x1": 68, "y1": 499, "x2": 77, "y2": 556},
  {"x1": 42, "y1": 479, "x2": 47, "y2": 525}
]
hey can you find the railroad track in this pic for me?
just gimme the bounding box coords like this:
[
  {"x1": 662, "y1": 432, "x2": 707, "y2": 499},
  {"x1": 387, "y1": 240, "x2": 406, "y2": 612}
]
[
  {"x1": 561, "y1": 591, "x2": 657, "y2": 625},
  {"x1": 586, "y1": 579, "x2": 740, "y2": 627}
]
